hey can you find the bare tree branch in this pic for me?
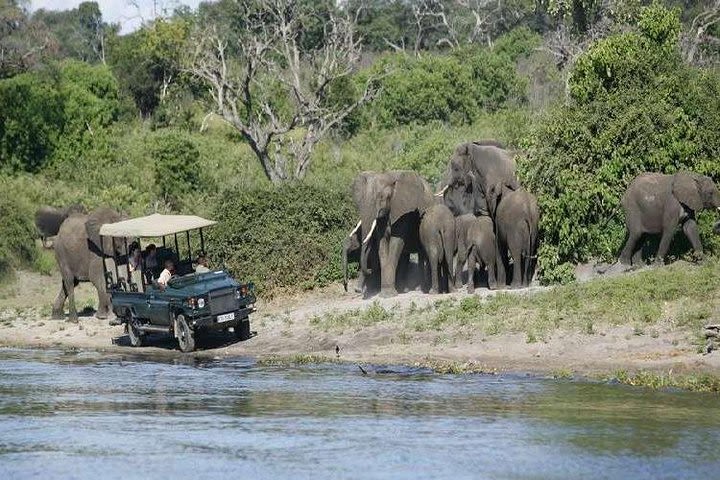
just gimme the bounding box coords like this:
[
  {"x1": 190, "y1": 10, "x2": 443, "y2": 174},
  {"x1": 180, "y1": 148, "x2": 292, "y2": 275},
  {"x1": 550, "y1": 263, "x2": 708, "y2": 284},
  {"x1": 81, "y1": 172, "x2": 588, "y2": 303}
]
[{"x1": 184, "y1": 0, "x2": 381, "y2": 184}]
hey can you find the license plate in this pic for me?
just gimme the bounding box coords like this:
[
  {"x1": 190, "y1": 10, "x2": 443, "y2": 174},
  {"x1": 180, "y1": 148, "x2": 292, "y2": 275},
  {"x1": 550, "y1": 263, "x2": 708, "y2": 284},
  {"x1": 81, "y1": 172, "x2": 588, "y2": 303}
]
[{"x1": 217, "y1": 312, "x2": 235, "y2": 323}]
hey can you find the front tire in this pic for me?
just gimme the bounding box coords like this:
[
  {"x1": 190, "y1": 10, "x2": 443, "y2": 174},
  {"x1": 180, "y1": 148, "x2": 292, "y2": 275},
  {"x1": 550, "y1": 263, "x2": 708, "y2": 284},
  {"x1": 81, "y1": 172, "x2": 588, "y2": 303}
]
[
  {"x1": 127, "y1": 315, "x2": 144, "y2": 347},
  {"x1": 176, "y1": 314, "x2": 195, "y2": 353},
  {"x1": 235, "y1": 318, "x2": 251, "y2": 341}
]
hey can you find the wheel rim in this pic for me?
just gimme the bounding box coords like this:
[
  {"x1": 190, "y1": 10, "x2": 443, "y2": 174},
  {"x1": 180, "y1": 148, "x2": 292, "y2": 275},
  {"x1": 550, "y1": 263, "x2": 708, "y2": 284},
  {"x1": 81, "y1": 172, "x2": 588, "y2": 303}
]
[{"x1": 178, "y1": 316, "x2": 189, "y2": 348}]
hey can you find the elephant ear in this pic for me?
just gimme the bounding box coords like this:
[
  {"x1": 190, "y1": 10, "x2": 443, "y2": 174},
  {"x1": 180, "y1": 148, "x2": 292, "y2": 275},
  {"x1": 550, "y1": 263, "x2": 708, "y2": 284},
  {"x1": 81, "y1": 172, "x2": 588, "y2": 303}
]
[
  {"x1": 85, "y1": 207, "x2": 122, "y2": 256},
  {"x1": 390, "y1": 172, "x2": 433, "y2": 224},
  {"x1": 672, "y1": 172, "x2": 703, "y2": 212}
]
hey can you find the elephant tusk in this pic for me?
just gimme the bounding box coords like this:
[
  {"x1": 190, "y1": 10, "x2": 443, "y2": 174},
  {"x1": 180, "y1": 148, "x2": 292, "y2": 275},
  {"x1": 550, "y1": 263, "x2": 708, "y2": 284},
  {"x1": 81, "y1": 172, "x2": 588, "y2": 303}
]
[
  {"x1": 434, "y1": 185, "x2": 449, "y2": 197},
  {"x1": 349, "y1": 220, "x2": 361, "y2": 237},
  {"x1": 363, "y1": 219, "x2": 377, "y2": 244}
]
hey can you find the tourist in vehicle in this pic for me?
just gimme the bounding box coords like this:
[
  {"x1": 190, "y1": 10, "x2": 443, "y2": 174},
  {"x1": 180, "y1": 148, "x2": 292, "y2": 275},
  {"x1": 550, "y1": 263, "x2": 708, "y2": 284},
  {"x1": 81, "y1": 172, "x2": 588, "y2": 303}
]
[
  {"x1": 195, "y1": 252, "x2": 210, "y2": 273},
  {"x1": 128, "y1": 242, "x2": 142, "y2": 272},
  {"x1": 157, "y1": 260, "x2": 175, "y2": 289},
  {"x1": 144, "y1": 244, "x2": 158, "y2": 270}
]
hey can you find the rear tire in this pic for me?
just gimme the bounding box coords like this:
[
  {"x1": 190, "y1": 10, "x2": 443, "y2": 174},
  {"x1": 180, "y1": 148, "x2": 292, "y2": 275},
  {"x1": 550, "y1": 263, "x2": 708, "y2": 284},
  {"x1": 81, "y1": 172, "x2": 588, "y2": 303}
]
[
  {"x1": 127, "y1": 314, "x2": 144, "y2": 347},
  {"x1": 235, "y1": 318, "x2": 251, "y2": 341},
  {"x1": 176, "y1": 314, "x2": 195, "y2": 353}
]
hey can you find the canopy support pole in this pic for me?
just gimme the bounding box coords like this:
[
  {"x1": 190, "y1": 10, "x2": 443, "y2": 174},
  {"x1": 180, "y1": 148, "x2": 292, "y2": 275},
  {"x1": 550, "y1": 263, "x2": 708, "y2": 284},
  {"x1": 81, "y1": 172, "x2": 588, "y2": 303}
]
[
  {"x1": 186, "y1": 230, "x2": 191, "y2": 263},
  {"x1": 200, "y1": 229, "x2": 205, "y2": 253}
]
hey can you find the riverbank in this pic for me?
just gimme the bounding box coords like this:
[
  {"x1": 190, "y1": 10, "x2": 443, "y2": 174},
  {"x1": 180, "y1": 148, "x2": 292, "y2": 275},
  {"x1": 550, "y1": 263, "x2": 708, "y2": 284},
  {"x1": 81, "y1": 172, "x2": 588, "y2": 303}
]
[{"x1": 1, "y1": 260, "x2": 719, "y2": 380}]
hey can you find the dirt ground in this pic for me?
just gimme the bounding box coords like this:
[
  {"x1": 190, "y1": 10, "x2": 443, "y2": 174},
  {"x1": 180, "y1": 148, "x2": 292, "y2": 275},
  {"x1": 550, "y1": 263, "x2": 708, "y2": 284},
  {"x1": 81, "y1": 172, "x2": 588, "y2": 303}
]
[{"x1": 1, "y1": 269, "x2": 719, "y2": 376}]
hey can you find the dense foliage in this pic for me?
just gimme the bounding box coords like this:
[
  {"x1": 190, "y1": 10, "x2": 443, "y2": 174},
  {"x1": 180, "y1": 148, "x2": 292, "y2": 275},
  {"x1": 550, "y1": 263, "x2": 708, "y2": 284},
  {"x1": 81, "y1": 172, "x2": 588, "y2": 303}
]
[
  {"x1": 0, "y1": 184, "x2": 36, "y2": 281},
  {"x1": 209, "y1": 184, "x2": 356, "y2": 295}
]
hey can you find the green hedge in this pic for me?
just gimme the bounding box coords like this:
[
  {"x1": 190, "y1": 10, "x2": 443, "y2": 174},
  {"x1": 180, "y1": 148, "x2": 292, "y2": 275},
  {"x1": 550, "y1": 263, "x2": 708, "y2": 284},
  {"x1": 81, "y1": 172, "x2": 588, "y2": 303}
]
[
  {"x1": 208, "y1": 183, "x2": 356, "y2": 296},
  {"x1": 0, "y1": 184, "x2": 37, "y2": 281}
]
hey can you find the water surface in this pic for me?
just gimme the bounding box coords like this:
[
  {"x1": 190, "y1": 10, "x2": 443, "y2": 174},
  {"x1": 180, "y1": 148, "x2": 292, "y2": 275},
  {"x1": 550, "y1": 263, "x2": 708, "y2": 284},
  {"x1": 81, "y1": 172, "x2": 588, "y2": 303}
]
[{"x1": 0, "y1": 348, "x2": 718, "y2": 479}]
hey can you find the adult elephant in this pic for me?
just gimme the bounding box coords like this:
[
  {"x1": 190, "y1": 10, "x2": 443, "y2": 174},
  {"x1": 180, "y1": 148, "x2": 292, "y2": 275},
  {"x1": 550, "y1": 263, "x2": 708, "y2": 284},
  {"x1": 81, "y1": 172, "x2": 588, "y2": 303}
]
[
  {"x1": 495, "y1": 188, "x2": 539, "y2": 288},
  {"x1": 620, "y1": 171, "x2": 720, "y2": 265},
  {"x1": 439, "y1": 141, "x2": 519, "y2": 218},
  {"x1": 35, "y1": 204, "x2": 86, "y2": 248},
  {"x1": 52, "y1": 207, "x2": 125, "y2": 322},
  {"x1": 352, "y1": 170, "x2": 434, "y2": 297}
]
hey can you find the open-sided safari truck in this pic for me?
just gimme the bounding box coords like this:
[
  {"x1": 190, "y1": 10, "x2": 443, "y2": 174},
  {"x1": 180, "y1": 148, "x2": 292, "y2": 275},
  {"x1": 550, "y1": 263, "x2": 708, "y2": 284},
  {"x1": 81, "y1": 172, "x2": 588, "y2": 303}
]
[{"x1": 99, "y1": 214, "x2": 256, "y2": 352}]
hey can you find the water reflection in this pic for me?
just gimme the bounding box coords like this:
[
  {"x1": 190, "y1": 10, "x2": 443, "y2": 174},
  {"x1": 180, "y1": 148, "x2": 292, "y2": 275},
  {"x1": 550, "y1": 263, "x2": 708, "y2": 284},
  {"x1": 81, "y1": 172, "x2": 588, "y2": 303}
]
[{"x1": 0, "y1": 348, "x2": 718, "y2": 480}]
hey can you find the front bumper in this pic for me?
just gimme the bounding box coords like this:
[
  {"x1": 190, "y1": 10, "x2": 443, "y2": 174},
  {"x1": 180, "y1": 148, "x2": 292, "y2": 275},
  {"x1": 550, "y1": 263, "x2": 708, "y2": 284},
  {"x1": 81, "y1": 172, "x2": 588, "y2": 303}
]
[{"x1": 191, "y1": 307, "x2": 255, "y2": 330}]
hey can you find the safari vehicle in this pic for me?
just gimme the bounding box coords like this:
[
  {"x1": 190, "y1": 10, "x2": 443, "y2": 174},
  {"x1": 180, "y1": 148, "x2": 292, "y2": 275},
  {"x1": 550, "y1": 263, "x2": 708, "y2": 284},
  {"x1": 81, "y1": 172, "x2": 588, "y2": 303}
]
[{"x1": 98, "y1": 214, "x2": 256, "y2": 352}]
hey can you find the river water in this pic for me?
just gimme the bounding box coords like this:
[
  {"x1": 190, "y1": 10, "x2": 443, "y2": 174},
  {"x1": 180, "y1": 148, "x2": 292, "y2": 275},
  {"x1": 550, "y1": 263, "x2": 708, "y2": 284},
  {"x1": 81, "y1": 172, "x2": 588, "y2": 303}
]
[{"x1": 0, "y1": 348, "x2": 718, "y2": 480}]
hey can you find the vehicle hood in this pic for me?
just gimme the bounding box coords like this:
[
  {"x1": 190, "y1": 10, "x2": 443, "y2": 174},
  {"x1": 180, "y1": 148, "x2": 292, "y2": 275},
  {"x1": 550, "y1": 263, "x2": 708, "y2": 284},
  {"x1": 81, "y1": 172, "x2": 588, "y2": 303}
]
[{"x1": 167, "y1": 271, "x2": 239, "y2": 295}]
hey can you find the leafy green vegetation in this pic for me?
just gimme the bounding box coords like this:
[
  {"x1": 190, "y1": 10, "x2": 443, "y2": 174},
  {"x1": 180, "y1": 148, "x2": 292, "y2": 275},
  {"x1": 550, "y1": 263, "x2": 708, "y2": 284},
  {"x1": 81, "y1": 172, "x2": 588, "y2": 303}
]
[
  {"x1": 0, "y1": 184, "x2": 37, "y2": 281},
  {"x1": 605, "y1": 370, "x2": 720, "y2": 393}
]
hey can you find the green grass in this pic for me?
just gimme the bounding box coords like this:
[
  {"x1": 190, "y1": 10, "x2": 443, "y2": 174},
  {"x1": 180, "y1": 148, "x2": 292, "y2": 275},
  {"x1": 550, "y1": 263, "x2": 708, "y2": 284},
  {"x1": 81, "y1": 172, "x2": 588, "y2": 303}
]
[
  {"x1": 605, "y1": 370, "x2": 720, "y2": 393},
  {"x1": 310, "y1": 301, "x2": 395, "y2": 331},
  {"x1": 409, "y1": 260, "x2": 720, "y2": 338},
  {"x1": 32, "y1": 248, "x2": 56, "y2": 276}
]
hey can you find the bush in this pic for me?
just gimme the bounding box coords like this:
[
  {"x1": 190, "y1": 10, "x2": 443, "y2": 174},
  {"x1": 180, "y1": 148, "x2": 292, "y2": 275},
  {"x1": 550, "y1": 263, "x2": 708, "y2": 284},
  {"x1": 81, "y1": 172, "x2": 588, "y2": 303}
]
[
  {"x1": 151, "y1": 130, "x2": 203, "y2": 208},
  {"x1": 208, "y1": 183, "x2": 356, "y2": 296},
  {"x1": 0, "y1": 184, "x2": 37, "y2": 281},
  {"x1": 364, "y1": 48, "x2": 525, "y2": 128}
]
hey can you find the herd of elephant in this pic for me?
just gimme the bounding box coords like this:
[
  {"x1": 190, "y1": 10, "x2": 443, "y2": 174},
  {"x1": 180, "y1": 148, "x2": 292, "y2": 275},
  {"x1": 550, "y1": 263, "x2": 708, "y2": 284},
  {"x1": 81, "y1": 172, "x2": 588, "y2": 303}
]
[
  {"x1": 342, "y1": 141, "x2": 539, "y2": 297},
  {"x1": 342, "y1": 141, "x2": 720, "y2": 298},
  {"x1": 34, "y1": 140, "x2": 720, "y2": 319}
]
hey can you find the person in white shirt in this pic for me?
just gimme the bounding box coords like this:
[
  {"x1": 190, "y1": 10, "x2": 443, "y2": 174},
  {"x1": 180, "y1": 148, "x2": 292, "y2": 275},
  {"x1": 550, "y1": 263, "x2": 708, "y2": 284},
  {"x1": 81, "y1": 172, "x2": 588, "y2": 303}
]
[
  {"x1": 157, "y1": 260, "x2": 175, "y2": 289},
  {"x1": 195, "y1": 252, "x2": 210, "y2": 273}
]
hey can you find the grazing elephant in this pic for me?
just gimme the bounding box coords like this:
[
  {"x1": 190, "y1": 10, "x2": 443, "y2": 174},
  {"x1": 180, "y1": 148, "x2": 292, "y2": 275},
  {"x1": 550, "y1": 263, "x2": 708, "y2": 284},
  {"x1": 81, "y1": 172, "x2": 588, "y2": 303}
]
[
  {"x1": 52, "y1": 207, "x2": 125, "y2": 321},
  {"x1": 342, "y1": 220, "x2": 379, "y2": 295},
  {"x1": 620, "y1": 171, "x2": 720, "y2": 265},
  {"x1": 496, "y1": 188, "x2": 539, "y2": 288},
  {"x1": 419, "y1": 204, "x2": 456, "y2": 294},
  {"x1": 439, "y1": 141, "x2": 520, "y2": 218},
  {"x1": 34, "y1": 204, "x2": 86, "y2": 247},
  {"x1": 352, "y1": 170, "x2": 434, "y2": 297},
  {"x1": 455, "y1": 214, "x2": 496, "y2": 292}
]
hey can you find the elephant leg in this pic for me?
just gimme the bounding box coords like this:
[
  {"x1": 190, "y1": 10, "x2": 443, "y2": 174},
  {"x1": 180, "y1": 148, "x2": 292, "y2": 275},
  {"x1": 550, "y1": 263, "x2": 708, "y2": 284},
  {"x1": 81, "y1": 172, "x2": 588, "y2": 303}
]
[
  {"x1": 510, "y1": 246, "x2": 523, "y2": 289},
  {"x1": 682, "y1": 219, "x2": 703, "y2": 258},
  {"x1": 380, "y1": 236, "x2": 403, "y2": 297},
  {"x1": 65, "y1": 277, "x2": 78, "y2": 322},
  {"x1": 427, "y1": 248, "x2": 440, "y2": 294},
  {"x1": 486, "y1": 252, "x2": 497, "y2": 290},
  {"x1": 620, "y1": 229, "x2": 642, "y2": 265},
  {"x1": 51, "y1": 280, "x2": 68, "y2": 319},
  {"x1": 495, "y1": 242, "x2": 507, "y2": 288},
  {"x1": 95, "y1": 285, "x2": 111, "y2": 319},
  {"x1": 354, "y1": 269, "x2": 365, "y2": 294},
  {"x1": 655, "y1": 225, "x2": 678, "y2": 265},
  {"x1": 455, "y1": 245, "x2": 468, "y2": 288},
  {"x1": 466, "y1": 249, "x2": 476, "y2": 294},
  {"x1": 444, "y1": 244, "x2": 455, "y2": 293}
]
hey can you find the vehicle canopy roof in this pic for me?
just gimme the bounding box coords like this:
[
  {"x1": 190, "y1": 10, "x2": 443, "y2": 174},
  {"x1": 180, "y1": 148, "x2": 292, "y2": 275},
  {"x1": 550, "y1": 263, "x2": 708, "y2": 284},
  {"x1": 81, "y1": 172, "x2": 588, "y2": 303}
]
[{"x1": 99, "y1": 213, "x2": 217, "y2": 238}]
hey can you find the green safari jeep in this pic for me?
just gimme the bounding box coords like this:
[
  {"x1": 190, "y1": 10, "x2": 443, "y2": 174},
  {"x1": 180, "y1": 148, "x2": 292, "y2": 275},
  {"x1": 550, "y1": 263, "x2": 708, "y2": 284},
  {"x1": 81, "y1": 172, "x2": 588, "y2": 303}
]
[{"x1": 98, "y1": 214, "x2": 256, "y2": 352}]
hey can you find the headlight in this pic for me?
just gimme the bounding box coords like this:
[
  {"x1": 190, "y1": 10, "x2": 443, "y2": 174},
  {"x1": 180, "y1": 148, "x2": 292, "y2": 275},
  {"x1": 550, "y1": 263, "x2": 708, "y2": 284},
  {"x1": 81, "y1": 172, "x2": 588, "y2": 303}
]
[{"x1": 198, "y1": 298, "x2": 205, "y2": 308}]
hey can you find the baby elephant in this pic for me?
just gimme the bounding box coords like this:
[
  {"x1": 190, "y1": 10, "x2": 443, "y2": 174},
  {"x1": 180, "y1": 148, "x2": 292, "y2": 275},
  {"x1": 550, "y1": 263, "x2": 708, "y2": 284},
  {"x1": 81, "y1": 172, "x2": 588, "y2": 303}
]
[
  {"x1": 496, "y1": 188, "x2": 539, "y2": 288},
  {"x1": 420, "y1": 204, "x2": 456, "y2": 294},
  {"x1": 455, "y1": 214, "x2": 496, "y2": 292}
]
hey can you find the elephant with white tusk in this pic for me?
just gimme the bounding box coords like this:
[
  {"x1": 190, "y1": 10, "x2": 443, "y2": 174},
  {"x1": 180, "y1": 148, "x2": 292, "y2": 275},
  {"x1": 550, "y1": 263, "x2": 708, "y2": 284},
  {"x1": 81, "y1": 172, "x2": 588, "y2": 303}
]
[
  {"x1": 352, "y1": 170, "x2": 433, "y2": 297},
  {"x1": 342, "y1": 220, "x2": 380, "y2": 295},
  {"x1": 620, "y1": 171, "x2": 720, "y2": 265}
]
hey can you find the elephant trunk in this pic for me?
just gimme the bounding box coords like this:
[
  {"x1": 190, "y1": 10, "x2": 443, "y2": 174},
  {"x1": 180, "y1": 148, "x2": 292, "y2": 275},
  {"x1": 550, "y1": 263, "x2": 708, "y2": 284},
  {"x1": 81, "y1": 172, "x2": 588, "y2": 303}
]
[{"x1": 363, "y1": 219, "x2": 377, "y2": 244}]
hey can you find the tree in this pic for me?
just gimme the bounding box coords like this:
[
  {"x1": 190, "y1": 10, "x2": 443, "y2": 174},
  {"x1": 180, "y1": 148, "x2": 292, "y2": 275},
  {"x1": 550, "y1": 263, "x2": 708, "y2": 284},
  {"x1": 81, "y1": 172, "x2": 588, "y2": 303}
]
[
  {"x1": 32, "y1": 1, "x2": 111, "y2": 64},
  {"x1": 0, "y1": 0, "x2": 58, "y2": 78},
  {"x1": 681, "y1": 0, "x2": 720, "y2": 65},
  {"x1": 185, "y1": 0, "x2": 381, "y2": 184}
]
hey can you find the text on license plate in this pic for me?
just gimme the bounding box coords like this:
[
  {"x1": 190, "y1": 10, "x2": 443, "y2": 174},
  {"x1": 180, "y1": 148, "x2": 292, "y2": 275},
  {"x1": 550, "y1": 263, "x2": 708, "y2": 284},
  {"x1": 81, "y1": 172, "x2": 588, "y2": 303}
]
[{"x1": 217, "y1": 312, "x2": 235, "y2": 323}]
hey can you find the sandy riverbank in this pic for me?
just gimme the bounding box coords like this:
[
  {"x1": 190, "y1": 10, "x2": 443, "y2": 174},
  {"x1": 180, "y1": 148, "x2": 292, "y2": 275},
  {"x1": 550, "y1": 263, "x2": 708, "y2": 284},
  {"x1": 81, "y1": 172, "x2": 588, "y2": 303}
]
[{"x1": 2, "y1": 263, "x2": 719, "y2": 377}]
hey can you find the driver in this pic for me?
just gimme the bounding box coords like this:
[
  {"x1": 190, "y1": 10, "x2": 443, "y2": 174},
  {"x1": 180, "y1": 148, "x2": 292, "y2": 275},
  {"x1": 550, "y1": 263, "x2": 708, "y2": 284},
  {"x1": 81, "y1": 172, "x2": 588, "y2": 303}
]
[
  {"x1": 195, "y1": 252, "x2": 210, "y2": 273},
  {"x1": 157, "y1": 260, "x2": 175, "y2": 289}
]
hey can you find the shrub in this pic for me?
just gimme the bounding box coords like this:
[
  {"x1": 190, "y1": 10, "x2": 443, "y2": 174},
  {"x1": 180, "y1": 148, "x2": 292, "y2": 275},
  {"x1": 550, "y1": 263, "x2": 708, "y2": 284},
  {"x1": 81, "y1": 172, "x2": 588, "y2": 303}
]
[
  {"x1": 151, "y1": 130, "x2": 203, "y2": 209},
  {"x1": 0, "y1": 184, "x2": 37, "y2": 281},
  {"x1": 208, "y1": 183, "x2": 356, "y2": 296}
]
